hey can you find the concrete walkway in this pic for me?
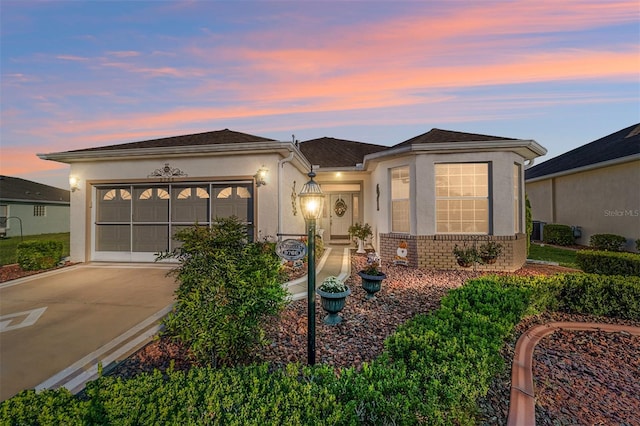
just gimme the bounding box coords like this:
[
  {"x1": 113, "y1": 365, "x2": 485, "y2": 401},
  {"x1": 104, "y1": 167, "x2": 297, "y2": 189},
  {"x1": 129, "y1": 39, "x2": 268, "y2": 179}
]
[{"x1": 285, "y1": 244, "x2": 352, "y2": 301}]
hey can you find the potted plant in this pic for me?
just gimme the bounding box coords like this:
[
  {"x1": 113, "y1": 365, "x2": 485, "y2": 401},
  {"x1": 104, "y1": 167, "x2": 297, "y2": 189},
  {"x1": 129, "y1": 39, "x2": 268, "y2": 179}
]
[
  {"x1": 316, "y1": 276, "x2": 351, "y2": 325},
  {"x1": 478, "y1": 241, "x2": 503, "y2": 264},
  {"x1": 348, "y1": 222, "x2": 372, "y2": 254},
  {"x1": 452, "y1": 244, "x2": 478, "y2": 268},
  {"x1": 357, "y1": 252, "x2": 386, "y2": 299}
]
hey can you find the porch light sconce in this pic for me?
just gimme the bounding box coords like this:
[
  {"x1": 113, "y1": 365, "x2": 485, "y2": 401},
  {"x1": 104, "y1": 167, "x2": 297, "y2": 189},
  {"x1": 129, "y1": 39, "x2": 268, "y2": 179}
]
[
  {"x1": 69, "y1": 175, "x2": 80, "y2": 192},
  {"x1": 298, "y1": 168, "x2": 325, "y2": 365},
  {"x1": 254, "y1": 166, "x2": 268, "y2": 187}
]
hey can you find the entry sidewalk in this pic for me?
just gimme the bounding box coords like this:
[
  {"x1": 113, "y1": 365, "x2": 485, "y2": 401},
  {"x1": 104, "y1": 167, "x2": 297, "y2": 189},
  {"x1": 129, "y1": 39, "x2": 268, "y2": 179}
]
[{"x1": 285, "y1": 244, "x2": 352, "y2": 300}]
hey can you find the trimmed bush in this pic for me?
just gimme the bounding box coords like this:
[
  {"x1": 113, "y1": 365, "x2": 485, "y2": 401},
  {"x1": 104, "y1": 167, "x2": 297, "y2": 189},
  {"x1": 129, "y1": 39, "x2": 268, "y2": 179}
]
[
  {"x1": 589, "y1": 233, "x2": 627, "y2": 252},
  {"x1": 158, "y1": 217, "x2": 288, "y2": 367},
  {"x1": 576, "y1": 249, "x2": 640, "y2": 276},
  {"x1": 542, "y1": 224, "x2": 574, "y2": 246},
  {"x1": 16, "y1": 240, "x2": 63, "y2": 271}
]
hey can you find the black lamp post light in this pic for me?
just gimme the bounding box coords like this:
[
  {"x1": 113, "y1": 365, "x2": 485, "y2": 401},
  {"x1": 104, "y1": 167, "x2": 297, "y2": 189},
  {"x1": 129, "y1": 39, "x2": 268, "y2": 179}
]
[{"x1": 298, "y1": 169, "x2": 325, "y2": 365}]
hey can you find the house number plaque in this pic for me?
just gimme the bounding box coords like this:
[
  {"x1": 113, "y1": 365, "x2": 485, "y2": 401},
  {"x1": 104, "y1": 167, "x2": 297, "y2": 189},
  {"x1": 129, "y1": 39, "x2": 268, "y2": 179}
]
[{"x1": 276, "y1": 239, "x2": 307, "y2": 261}]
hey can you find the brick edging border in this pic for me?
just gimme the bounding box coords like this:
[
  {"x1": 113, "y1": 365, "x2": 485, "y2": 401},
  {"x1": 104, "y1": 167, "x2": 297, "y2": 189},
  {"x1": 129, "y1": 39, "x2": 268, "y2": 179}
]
[{"x1": 507, "y1": 322, "x2": 640, "y2": 426}]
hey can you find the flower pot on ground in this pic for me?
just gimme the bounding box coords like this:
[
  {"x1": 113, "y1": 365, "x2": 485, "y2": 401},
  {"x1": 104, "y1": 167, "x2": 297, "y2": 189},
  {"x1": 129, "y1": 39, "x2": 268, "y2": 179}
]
[
  {"x1": 348, "y1": 222, "x2": 372, "y2": 254},
  {"x1": 453, "y1": 244, "x2": 479, "y2": 268},
  {"x1": 478, "y1": 241, "x2": 503, "y2": 264},
  {"x1": 358, "y1": 252, "x2": 386, "y2": 299},
  {"x1": 316, "y1": 276, "x2": 351, "y2": 325}
]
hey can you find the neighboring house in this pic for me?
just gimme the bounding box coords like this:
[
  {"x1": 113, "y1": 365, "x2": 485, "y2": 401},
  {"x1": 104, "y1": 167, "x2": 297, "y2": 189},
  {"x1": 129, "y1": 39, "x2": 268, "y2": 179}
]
[
  {"x1": 38, "y1": 128, "x2": 545, "y2": 270},
  {"x1": 0, "y1": 176, "x2": 70, "y2": 238},
  {"x1": 525, "y1": 123, "x2": 640, "y2": 251}
]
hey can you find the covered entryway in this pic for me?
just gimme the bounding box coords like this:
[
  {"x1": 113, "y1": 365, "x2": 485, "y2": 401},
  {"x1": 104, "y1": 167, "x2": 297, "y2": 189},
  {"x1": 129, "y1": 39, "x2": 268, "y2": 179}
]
[{"x1": 321, "y1": 183, "x2": 362, "y2": 242}]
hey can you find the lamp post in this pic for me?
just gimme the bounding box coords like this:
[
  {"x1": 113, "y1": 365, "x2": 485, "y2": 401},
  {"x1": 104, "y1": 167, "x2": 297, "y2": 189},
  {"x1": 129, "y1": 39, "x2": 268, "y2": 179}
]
[{"x1": 298, "y1": 168, "x2": 325, "y2": 365}]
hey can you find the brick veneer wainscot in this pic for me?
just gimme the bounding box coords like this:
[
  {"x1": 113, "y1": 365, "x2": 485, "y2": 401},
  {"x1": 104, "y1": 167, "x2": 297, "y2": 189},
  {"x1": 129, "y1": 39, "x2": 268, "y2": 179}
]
[{"x1": 380, "y1": 233, "x2": 527, "y2": 272}]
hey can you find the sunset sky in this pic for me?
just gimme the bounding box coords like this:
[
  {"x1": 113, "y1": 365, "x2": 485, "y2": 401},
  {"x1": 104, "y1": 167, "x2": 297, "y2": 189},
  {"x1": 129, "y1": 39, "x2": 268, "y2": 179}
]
[{"x1": 1, "y1": 0, "x2": 638, "y2": 189}]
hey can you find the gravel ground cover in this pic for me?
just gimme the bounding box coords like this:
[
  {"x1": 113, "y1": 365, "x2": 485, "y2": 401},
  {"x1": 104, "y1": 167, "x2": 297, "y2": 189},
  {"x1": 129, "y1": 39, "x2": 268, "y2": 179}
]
[{"x1": 5, "y1": 254, "x2": 637, "y2": 424}]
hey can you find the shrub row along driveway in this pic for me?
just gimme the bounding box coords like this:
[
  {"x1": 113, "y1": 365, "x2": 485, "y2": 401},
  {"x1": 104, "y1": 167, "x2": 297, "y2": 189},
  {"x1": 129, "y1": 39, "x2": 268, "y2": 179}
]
[{"x1": 0, "y1": 264, "x2": 177, "y2": 401}]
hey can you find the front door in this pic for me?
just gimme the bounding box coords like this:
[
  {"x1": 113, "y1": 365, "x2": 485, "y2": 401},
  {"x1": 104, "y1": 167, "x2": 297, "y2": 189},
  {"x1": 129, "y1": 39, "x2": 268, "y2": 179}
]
[{"x1": 329, "y1": 194, "x2": 352, "y2": 238}]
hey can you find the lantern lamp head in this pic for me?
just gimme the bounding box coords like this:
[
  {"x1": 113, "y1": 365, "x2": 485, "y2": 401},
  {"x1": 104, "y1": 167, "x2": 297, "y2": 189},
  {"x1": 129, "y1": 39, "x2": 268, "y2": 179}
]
[
  {"x1": 254, "y1": 166, "x2": 268, "y2": 187},
  {"x1": 69, "y1": 175, "x2": 80, "y2": 192},
  {"x1": 299, "y1": 169, "x2": 325, "y2": 221}
]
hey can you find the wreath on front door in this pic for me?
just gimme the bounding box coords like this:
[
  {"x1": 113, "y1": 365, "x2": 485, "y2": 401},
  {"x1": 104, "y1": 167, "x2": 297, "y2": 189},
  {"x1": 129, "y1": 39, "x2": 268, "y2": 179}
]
[{"x1": 334, "y1": 198, "x2": 347, "y2": 217}]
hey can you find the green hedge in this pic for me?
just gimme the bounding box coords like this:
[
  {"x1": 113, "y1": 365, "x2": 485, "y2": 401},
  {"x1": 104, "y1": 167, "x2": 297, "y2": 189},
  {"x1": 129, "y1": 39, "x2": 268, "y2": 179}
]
[
  {"x1": 576, "y1": 250, "x2": 640, "y2": 277},
  {"x1": 3, "y1": 274, "x2": 638, "y2": 425},
  {"x1": 16, "y1": 240, "x2": 63, "y2": 271},
  {"x1": 589, "y1": 233, "x2": 627, "y2": 252},
  {"x1": 542, "y1": 224, "x2": 574, "y2": 246}
]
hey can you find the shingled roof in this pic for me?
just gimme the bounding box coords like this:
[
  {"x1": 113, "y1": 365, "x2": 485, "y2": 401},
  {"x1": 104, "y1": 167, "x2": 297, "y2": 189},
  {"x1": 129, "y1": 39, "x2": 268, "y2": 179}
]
[
  {"x1": 0, "y1": 176, "x2": 70, "y2": 204},
  {"x1": 66, "y1": 129, "x2": 276, "y2": 153},
  {"x1": 393, "y1": 128, "x2": 516, "y2": 148},
  {"x1": 525, "y1": 123, "x2": 640, "y2": 180},
  {"x1": 299, "y1": 137, "x2": 388, "y2": 168}
]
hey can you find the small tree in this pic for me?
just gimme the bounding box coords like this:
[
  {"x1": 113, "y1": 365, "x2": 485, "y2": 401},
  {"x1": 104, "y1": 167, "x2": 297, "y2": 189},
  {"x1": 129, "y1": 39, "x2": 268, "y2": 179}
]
[
  {"x1": 159, "y1": 217, "x2": 288, "y2": 367},
  {"x1": 525, "y1": 193, "x2": 533, "y2": 256}
]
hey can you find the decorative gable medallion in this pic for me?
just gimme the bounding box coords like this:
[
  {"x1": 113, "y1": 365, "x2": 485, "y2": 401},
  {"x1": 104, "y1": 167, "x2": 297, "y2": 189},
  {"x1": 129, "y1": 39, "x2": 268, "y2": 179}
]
[{"x1": 148, "y1": 163, "x2": 188, "y2": 179}]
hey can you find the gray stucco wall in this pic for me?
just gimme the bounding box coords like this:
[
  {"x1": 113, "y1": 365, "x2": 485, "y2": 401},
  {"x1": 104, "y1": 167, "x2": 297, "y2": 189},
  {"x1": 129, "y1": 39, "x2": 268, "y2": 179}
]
[
  {"x1": 526, "y1": 160, "x2": 640, "y2": 251},
  {"x1": 1, "y1": 202, "x2": 70, "y2": 237}
]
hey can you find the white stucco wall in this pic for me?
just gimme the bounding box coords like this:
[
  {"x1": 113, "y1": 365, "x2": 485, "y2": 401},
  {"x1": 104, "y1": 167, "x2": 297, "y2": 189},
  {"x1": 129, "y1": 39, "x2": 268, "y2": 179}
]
[
  {"x1": 68, "y1": 151, "x2": 309, "y2": 262},
  {"x1": 371, "y1": 151, "x2": 525, "y2": 237}
]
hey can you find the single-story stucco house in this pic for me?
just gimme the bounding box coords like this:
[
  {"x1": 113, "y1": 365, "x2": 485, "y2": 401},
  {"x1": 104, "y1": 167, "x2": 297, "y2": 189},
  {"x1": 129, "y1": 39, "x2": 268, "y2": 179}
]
[
  {"x1": 0, "y1": 176, "x2": 70, "y2": 238},
  {"x1": 525, "y1": 123, "x2": 640, "y2": 251},
  {"x1": 38, "y1": 128, "x2": 546, "y2": 271}
]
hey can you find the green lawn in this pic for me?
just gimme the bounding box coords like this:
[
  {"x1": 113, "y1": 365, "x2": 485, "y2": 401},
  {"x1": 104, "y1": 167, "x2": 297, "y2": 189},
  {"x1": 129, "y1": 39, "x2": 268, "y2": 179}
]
[
  {"x1": 528, "y1": 242, "x2": 579, "y2": 268},
  {"x1": 0, "y1": 233, "x2": 70, "y2": 266}
]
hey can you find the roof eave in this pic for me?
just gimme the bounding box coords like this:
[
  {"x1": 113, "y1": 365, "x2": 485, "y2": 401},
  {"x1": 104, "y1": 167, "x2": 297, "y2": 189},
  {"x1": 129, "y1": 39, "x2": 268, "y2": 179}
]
[
  {"x1": 0, "y1": 198, "x2": 70, "y2": 205},
  {"x1": 38, "y1": 141, "x2": 297, "y2": 163},
  {"x1": 525, "y1": 153, "x2": 640, "y2": 183},
  {"x1": 362, "y1": 139, "x2": 546, "y2": 167}
]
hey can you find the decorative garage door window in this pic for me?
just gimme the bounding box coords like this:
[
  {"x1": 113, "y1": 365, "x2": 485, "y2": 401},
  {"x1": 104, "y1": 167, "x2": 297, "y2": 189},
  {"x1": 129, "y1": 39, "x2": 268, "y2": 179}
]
[
  {"x1": 95, "y1": 182, "x2": 253, "y2": 253},
  {"x1": 334, "y1": 197, "x2": 348, "y2": 217}
]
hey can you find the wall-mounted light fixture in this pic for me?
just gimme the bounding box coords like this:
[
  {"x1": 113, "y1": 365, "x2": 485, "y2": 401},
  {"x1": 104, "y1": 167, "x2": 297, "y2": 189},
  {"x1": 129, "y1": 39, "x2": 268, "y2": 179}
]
[
  {"x1": 254, "y1": 166, "x2": 268, "y2": 187},
  {"x1": 69, "y1": 175, "x2": 80, "y2": 192}
]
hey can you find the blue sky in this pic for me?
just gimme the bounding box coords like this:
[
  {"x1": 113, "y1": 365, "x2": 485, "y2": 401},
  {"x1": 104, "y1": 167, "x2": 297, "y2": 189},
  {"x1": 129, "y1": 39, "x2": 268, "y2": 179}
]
[{"x1": 1, "y1": 0, "x2": 638, "y2": 189}]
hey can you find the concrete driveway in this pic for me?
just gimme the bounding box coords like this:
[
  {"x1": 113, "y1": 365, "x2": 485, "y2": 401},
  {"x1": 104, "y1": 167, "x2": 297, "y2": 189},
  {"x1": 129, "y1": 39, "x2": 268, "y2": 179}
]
[{"x1": 0, "y1": 263, "x2": 178, "y2": 402}]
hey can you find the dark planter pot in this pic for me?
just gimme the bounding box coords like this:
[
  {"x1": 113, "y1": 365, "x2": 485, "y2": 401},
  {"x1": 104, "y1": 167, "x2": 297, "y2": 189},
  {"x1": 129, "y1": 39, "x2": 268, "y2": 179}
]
[
  {"x1": 481, "y1": 256, "x2": 497, "y2": 265},
  {"x1": 358, "y1": 271, "x2": 386, "y2": 300},
  {"x1": 456, "y1": 258, "x2": 473, "y2": 268},
  {"x1": 316, "y1": 287, "x2": 351, "y2": 325}
]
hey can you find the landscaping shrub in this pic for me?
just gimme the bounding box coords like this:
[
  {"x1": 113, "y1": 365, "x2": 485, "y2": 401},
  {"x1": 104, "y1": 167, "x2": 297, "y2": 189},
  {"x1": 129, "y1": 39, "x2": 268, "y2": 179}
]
[
  {"x1": 589, "y1": 233, "x2": 627, "y2": 251},
  {"x1": 576, "y1": 250, "x2": 640, "y2": 277},
  {"x1": 542, "y1": 224, "x2": 574, "y2": 246},
  {"x1": 3, "y1": 273, "x2": 638, "y2": 425},
  {"x1": 16, "y1": 240, "x2": 63, "y2": 271},
  {"x1": 636, "y1": 239, "x2": 640, "y2": 252},
  {"x1": 158, "y1": 217, "x2": 288, "y2": 367},
  {"x1": 525, "y1": 194, "x2": 532, "y2": 255}
]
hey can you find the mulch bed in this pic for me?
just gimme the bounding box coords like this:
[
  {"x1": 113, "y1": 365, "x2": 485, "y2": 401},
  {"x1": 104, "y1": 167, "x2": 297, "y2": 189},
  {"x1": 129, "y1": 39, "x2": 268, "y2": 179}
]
[
  {"x1": 0, "y1": 262, "x2": 75, "y2": 283},
  {"x1": 4, "y1": 256, "x2": 637, "y2": 424}
]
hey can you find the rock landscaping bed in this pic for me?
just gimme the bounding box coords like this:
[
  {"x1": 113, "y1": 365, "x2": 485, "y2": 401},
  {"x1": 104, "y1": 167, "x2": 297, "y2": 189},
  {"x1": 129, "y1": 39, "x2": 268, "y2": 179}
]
[{"x1": 10, "y1": 252, "x2": 633, "y2": 424}]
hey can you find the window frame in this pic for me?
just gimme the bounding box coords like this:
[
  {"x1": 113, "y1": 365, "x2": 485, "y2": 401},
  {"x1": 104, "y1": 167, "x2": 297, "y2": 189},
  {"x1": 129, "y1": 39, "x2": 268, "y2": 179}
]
[
  {"x1": 513, "y1": 163, "x2": 522, "y2": 234},
  {"x1": 33, "y1": 205, "x2": 46, "y2": 217},
  {"x1": 390, "y1": 165, "x2": 410, "y2": 234},
  {"x1": 435, "y1": 162, "x2": 492, "y2": 234}
]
